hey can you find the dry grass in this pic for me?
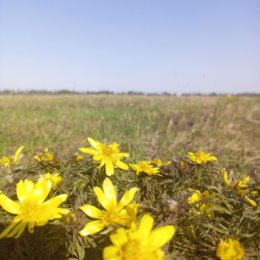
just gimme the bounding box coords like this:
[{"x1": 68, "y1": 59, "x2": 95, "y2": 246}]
[{"x1": 0, "y1": 94, "x2": 259, "y2": 174}]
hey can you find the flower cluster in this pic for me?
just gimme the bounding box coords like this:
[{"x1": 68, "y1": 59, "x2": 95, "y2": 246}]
[
  {"x1": 0, "y1": 139, "x2": 258, "y2": 260},
  {"x1": 188, "y1": 149, "x2": 217, "y2": 164},
  {"x1": 187, "y1": 188, "x2": 215, "y2": 217},
  {"x1": 34, "y1": 148, "x2": 55, "y2": 163},
  {"x1": 220, "y1": 168, "x2": 257, "y2": 206},
  {"x1": 103, "y1": 214, "x2": 175, "y2": 260},
  {"x1": 0, "y1": 146, "x2": 24, "y2": 172},
  {"x1": 79, "y1": 178, "x2": 139, "y2": 236},
  {"x1": 0, "y1": 178, "x2": 68, "y2": 238},
  {"x1": 217, "y1": 238, "x2": 244, "y2": 260}
]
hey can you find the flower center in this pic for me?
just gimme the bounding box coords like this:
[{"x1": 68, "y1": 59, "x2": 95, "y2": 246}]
[
  {"x1": 21, "y1": 201, "x2": 41, "y2": 220},
  {"x1": 120, "y1": 239, "x2": 143, "y2": 260},
  {"x1": 102, "y1": 210, "x2": 123, "y2": 225},
  {"x1": 102, "y1": 145, "x2": 114, "y2": 156}
]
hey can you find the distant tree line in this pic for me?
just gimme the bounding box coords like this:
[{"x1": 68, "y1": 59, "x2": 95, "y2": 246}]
[{"x1": 0, "y1": 89, "x2": 259, "y2": 96}]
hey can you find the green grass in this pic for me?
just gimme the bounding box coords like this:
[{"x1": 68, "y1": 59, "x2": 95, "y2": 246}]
[{"x1": 0, "y1": 94, "x2": 259, "y2": 174}]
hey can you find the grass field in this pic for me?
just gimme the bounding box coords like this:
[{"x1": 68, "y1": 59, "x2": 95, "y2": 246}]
[{"x1": 0, "y1": 94, "x2": 259, "y2": 174}]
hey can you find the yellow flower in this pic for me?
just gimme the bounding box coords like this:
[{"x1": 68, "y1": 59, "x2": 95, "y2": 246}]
[
  {"x1": 42, "y1": 172, "x2": 62, "y2": 189},
  {"x1": 217, "y1": 238, "x2": 244, "y2": 260},
  {"x1": 150, "y1": 159, "x2": 171, "y2": 167},
  {"x1": 130, "y1": 161, "x2": 161, "y2": 176},
  {"x1": 187, "y1": 150, "x2": 217, "y2": 165},
  {"x1": 103, "y1": 214, "x2": 175, "y2": 260},
  {"x1": 79, "y1": 137, "x2": 129, "y2": 176},
  {"x1": 0, "y1": 156, "x2": 11, "y2": 168},
  {"x1": 220, "y1": 168, "x2": 257, "y2": 207},
  {"x1": 188, "y1": 189, "x2": 215, "y2": 217},
  {"x1": 79, "y1": 178, "x2": 138, "y2": 236},
  {"x1": 0, "y1": 146, "x2": 24, "y2": 171},
  {"x1": 74, "y1": 154, "x2": 84, "y2": 162},
  {"x1": 34, "y1": 148, "x2": 55, "y2": 163},
  {"x1": 0, "y1": 178, "x2": 69, "y2": 238}
]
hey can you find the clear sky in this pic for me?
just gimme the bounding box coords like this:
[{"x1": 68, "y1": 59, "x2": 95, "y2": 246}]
[{"x1": 0, "y1": 0, "x2": 259, "y2": 94}]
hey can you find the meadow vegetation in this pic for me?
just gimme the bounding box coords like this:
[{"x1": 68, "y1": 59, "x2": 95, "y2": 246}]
[
  {"x1": 0, "y1": 94, "x2": 259, "y2": 173},
  {"x1": 0, "y1": 94, "x2": 259, "y2": 260}
]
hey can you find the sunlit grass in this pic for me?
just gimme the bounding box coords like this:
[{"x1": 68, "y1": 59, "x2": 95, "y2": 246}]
[{"x1": 0, "y1": 94, "x2": 259, "y2": 174}]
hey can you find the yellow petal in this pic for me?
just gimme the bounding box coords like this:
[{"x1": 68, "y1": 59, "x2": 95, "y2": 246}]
[
  {"x1": 118, "y1": 187, "x2": 139, "y2": 210},
  {"x1": 7, "y1": 221, "x2": 27, "y2": 238},
  {"x1": 119, "y1": 152, "x2": 129, "y2": 158},
  {"x1": 87, "y1": 137, "x2": 97, "y2": 149},
  {"x1": 103, "y1": 245, "x2": 121, "y2": 260},
  {"x1": 34, "y1": 178, "x2": 52, "y2": 203},
  {"x1": 79, "y1": 147, "x2": 98, "y2": 155},
  {"x1": 28, "y1": 221, "x2": 36, "y2": 234},
  {"x1": 93, "y1": 154, "x2": 104, "y2": 161},
  {"x1": 115, "y1": 160, "x2": 129, "y2": 171},
  {"x1": 129, "y1": 164, "x2": 140, "y2": 174},
  {"x1": 0, "y1": 194, "x2": 21, "y2": 214},
  {"x1": 79, "y1": 220, "x2": 105, "y2": 236},
  {"x1": 13, "y1": 146, "x2": 24, "y2": 164},
  {"x1": 43, "y1": 194, "x2": 68, "y2": 209},
  {"x1": 98, "y1": 159, "x2": 106, "y2": 169},
  {"x1": 151, "y1": 225, "x2": 175, "y2": 248},
  {"x1": 102, "y1": 178, "x2": 117, "y2": 207},
  {"x1": 94, "y1": 187, "x2": 110, "y2": 210},
  {"x1": 110, "y1": 228, "x2": 128, "y2": 246},
  {"x1": 137, "y1": 214, "x2": 154, "y2": 238},
  {"x1": 80, "y1": 205, "x2": 103, "y2": 219},
  {"x1": 0, "y1": 215, "x2": 24, "y2": 239},
  {"x1": 36, "y1": 219, "x2": 49, "y2": 226},
  {"x1": 16, "y1": 179, "x2": 34, "y2": 202},
  {"x1": 110, "y1": 143, "x2": 119, "y2": 150},
  {"x1": 105, "y1": 160, "x2": 114, "y2": 176},
  {"x1": 0, "y1": 221, "x2": 18, "y2": 239}
]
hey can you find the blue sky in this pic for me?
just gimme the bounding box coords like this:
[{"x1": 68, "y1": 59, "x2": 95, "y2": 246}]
[{"x1": 0, "y1": 0, "x2": 259, "y2": 93}]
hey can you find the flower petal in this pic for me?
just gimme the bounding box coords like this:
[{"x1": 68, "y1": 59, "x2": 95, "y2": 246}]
[
  {"x1": 110, "y1": 228, "x2": 128, "y2": 246},
  {"x1": 93, "y1": 154, "x2": 103, "y2": 161},
  {"x1": 0, "y1": 221, "x2": 18, "y2": 239},
  {"x1": 43, "y1": 194, "x2": 68, "y2": 209},
  {"x1": 87, "y1": 137, "x2": 97, "y2": 149},
  {"x1": 137, "y1": 214, "x2": 154, "y2": 239},
  {"x1": 16, "y1": 179, "x2": 35, "y2": 202},
  {"x1": 13, "y1": 146, "x2": 24, "y2": 164},
  {"x1": 115, "y1": 160, "x2": 129, "y2": 171},
  {"x1": 80, "y1": 204, "x2": 103, "y2": 219},
  {"x1": 103, "y1": 245, "x2": 121, "y2": 260},
  {"x1": 102, "y1": 178, "x2": 117, "y2": 207},
  {"x1": 34, "y1": 178, "x2": 52, "y2": 203},
  {"x1": 28, "y1": 221, "x2": 36, "y2": 234},
  {"x1": 79, "y1": 220, "x2": 105, "y2": 236},
  {"x1": 151, "y1": 225, "x2": 175, "y2": 248},
  {"x1": 105, "y1": 160, "x2": 114, "y2": 176},
  {"x1": 0, "y1": 194, "x2": 21, "y2": 214},
  {"x1": 98, "y1": 160, "x2": 106, "y2": 169},
  {"x1": 118, "y1": 187, "x2": 139, "y2": 210},
  {"x1": 0, "y1": 215, "x2": 24, "y2": 239},
  {"x1": 94, "y1": 187, "x2": 110, "y2": 210},
  {"x1": 7, "y1": 221, "x2": 27, "y2": 238},
  {"x1": 79, "y1": 147, "x2": 98, "y2": 155}
]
